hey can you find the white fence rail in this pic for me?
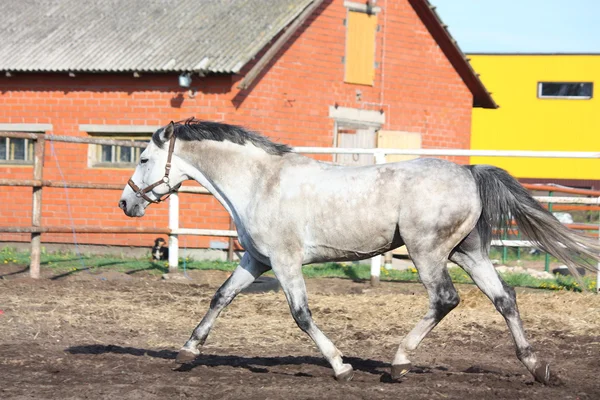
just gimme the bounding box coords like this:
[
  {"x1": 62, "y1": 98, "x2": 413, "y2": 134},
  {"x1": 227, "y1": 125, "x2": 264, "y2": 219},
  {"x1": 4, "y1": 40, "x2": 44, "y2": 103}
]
[
  {"x1": 167, "y1": 147, "x2": 600, "y2": 291},
  {"x1": 294, "y1": 147, "x2": 600, "y2": 159}
]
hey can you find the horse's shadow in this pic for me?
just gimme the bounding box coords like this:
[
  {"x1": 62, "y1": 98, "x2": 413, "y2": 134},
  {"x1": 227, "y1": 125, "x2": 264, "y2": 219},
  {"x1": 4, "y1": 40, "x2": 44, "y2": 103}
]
[
  {"x1": 49, "y1": 261, "x2": 167, "y2": 280},
  {"x1": 0, "y1": 266, "x2": 29, "y2": 278},
  {"x1": 65, "y1": 344, "x2": 419, "y2": 381}
]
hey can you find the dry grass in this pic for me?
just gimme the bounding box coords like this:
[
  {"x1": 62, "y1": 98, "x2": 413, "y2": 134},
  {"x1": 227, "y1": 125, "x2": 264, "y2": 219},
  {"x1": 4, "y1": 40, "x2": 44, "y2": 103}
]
[{"x1": 1, "y1": 271, "x2": 599, "y2": 362}]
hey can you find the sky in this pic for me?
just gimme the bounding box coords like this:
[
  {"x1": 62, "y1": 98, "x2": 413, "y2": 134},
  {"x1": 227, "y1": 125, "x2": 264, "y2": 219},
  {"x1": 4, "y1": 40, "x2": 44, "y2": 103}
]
[{"x1": 430, "y1": 0, "x2": 600, "y2": 53}]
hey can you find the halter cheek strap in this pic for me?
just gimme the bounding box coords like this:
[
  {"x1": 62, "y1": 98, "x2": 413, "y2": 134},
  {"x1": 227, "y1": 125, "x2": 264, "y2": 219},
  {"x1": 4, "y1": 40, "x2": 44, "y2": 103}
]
[{"x1": 127, "y1": 134, "x2": 177, "y2": 204}]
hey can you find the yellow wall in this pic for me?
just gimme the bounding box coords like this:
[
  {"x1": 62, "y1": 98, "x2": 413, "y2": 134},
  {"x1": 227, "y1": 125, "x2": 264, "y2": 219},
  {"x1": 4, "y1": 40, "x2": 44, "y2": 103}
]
[{"x1": 470, "y1": 54, "x2": 600, "y2": 180}]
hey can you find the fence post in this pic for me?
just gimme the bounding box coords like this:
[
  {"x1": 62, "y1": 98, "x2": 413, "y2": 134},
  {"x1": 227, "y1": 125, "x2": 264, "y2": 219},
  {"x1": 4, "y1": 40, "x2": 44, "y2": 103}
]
[
  {"x1": 227, "y1": 218, "x2": 235, "y2": 262},
  {"x1": 502, "y1": 229, "x2": 508, "y2": 264},
  {"x1": 384, "y1": 251, "x2": 393, "y2": 270},
  {"x1": 370, "y1": 255, "x2": 381, "y2": 286},
  {"x1": 597, "y1": 209, "x2": 600, "y2": 294},
  {"x1": 30, "y1": 136, "x2": 45, "y2": 279},
  {"x1": 544, "y1": 191, "x2": 554, "y2": 272},
  {"x1": 168, "y1": 192, "x2": 179, "y2": 273},
  {"x1": 369, "y1": 151, "x2": 388, "y2": 286}
]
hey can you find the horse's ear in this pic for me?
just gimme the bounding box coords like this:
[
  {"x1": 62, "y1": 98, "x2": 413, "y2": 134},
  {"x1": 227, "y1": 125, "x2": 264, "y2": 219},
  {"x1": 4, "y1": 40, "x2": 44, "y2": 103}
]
[{"x1": 163, "y1": 121, "x2": 175, "y2": 142}]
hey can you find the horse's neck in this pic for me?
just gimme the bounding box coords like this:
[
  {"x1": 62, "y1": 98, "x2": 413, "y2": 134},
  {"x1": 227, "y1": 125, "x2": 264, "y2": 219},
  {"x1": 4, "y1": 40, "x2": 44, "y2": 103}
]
[{"x1": 179, "y1": 140, "x2": 280, "y2": 218}]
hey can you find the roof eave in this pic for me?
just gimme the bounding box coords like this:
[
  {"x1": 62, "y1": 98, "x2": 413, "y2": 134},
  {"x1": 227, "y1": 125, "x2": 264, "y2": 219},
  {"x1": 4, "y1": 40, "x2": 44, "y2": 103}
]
[
  {"x1": 1, "y1": 67, "x2": 219, "y2": 74},
  {"x1": 408, "y1": 0, "x2": 498, "y2": 109}
]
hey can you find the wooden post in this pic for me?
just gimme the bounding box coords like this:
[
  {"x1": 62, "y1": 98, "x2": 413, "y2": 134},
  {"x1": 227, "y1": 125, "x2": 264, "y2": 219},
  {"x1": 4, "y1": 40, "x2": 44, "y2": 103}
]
[
  {"x1": 168, "y1": 192, "x2": 179, "y2": 273},
  {"x1": 597, "y1": 214, "x2": 600, "y2": 294},
  {"x1": 544, "y1": 191, "x2": 554, "y2": 272},
  {"x1": 369, "y1": 151, "x2": 387, "y2": 287},
  {"x1": 384, "y1": 251, "x2": 393, "y2": 269},
  {"x1": 30, "y1": 136, "x2": 45, "y2": 279},
  {"x1": 227, "y1": 218, "x2": 235, "y2": 262},
  {"x1": 370, "y1": 255, "x2": 381, "y2": 287}
]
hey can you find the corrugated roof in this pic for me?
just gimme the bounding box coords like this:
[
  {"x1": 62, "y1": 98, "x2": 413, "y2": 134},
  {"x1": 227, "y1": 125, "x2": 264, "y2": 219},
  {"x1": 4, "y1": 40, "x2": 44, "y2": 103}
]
[{"x1": 0, "y1": 0, "x2": 314, "y2": 73}]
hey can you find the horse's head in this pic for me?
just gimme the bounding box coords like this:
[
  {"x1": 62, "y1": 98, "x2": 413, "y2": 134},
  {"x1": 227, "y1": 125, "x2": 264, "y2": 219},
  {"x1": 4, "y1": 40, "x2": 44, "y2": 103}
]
[{"x1": 119, "y1": 122, "x2": 186, "y2": 217}]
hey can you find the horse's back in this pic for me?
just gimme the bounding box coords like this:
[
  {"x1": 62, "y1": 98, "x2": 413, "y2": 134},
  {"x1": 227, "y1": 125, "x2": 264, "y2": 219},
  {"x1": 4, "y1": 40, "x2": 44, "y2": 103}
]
[
  {"x1": 284, "y1": 156, "x2": 477, "y2": 205},
  {"x1": 277, "y1": 156, "x2": 481, "y2": 264}
]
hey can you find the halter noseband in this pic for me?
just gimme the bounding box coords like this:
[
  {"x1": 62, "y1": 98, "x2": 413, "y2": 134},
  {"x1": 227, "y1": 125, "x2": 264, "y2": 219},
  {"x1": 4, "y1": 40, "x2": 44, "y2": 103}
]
[{"x1": 127, "y1": 134, "x2": 177, "y2": 204}]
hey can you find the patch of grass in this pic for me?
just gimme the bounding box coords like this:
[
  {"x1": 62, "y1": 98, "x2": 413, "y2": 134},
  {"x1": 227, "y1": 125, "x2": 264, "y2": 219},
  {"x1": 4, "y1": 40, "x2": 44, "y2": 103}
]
[
  {"x1": 550, "y1": 274, "x2": 597, "y2": 292},
  {"x1": 1, "y1": 247, "x2": 30, "y2": 265},
  {"x1": 299, "y1": 263, "x2": 475, "y2": 285},
  {"x1": 1, "y1": 247, "x2": 596, "y2": 292},
  {"x1": 489, "y1": 247, "x2": 561, "y2": 263},
  {"x1": 183, "y1": 259, "x2": 238, "y2": 272},
  {"x1": 0, "y1": 246, "x2": 169, "y2": 275}
]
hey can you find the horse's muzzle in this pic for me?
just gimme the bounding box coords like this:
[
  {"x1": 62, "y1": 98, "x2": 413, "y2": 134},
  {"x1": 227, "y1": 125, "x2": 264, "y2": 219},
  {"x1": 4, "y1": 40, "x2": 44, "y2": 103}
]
[{"x1": 118, "y1": 197, "x2": 146, "y2": 217}]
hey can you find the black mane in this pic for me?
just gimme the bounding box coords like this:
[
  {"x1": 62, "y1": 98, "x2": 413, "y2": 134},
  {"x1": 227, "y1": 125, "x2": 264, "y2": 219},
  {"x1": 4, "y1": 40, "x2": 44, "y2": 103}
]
[{"x1": 152, "y1": 118, "x2": 292, "y2": 156}]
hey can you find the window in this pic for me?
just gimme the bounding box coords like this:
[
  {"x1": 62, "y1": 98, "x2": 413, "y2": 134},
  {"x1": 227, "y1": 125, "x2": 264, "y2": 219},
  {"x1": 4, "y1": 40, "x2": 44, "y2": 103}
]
[
  {"x1": 538, "y1": 82, "x2": 593, "y2": 99},
  {"x1": 81, "y1": 124, "x2": 159, "y2": 169},
  {"x1": 0, "y1": 136, "x2": 35, "y2": 164},
  {"x1": 89, "y1": 135, "x2": 150, "y2": 168},
  {"x1": 344, "y1": 10, "x2": 378, "y2": 85},
  {"x1": 0, "y1": 124, "x2": 50, "y2": 165}
]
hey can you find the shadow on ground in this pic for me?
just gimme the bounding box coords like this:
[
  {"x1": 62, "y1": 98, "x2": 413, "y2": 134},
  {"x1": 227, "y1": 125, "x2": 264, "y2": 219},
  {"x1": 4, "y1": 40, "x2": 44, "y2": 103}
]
[{"x1": 67, "y1": 344, "x2": 389, "y2": 377}]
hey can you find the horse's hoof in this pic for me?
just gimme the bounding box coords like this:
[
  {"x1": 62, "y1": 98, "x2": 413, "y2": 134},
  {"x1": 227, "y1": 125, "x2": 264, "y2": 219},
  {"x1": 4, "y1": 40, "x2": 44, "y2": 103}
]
[
  {"x1": 175, "y1": 348, "x2": 199, "y2": 364},
  {"x1": 335, "y1": 364, "x2": 354, "y2": 382},
  {"x1": 533, "y1": 362, "x2": 551, "y2": 385},
  {"x1": 390, "y1": 363, "x2": 412, "y2": 380}
]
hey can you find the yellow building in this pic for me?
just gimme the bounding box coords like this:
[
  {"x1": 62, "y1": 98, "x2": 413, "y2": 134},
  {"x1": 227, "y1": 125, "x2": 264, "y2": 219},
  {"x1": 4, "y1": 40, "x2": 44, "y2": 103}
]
[{"x1": 469, "y1": 54, "x2": 600, "y2": 189}]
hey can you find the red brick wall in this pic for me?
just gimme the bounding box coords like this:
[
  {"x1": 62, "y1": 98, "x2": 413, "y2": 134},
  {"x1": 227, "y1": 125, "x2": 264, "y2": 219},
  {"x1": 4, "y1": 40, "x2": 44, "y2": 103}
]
[{"x1": 0, "y1": 0, "x2": 473, "y2": 249}]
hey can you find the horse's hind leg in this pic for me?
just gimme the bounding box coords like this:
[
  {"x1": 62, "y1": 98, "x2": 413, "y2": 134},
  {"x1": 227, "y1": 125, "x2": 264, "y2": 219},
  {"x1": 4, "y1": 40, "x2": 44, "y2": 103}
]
[
  {"x1": 176, "y1": 253, "x2": 270, "y2": 363},
  {"x1": 271, "y1": 259, "x2": 353, "y2": 381},
  {"x1": 449, "y1": 230, "x2": 551, "y2": 384},
  {"x1": 391, "y1": 251, "x2": 460, "y2": 380}
]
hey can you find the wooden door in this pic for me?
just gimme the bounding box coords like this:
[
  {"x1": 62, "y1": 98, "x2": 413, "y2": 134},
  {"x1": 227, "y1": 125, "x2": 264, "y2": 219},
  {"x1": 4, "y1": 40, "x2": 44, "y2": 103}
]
[{"x1": 336, "y1": 125, "x2": 376, "y2": 166}]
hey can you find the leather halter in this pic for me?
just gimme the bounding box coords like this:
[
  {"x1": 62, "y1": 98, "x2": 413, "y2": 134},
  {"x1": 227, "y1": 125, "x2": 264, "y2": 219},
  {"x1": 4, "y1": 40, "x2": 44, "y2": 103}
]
[{"x1": 127, "y1": 134, "x2": 177, "y2": 204}]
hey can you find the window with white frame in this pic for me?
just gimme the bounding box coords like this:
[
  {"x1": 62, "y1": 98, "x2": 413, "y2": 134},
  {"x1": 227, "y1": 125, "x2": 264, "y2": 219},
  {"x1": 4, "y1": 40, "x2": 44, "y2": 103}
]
[
  {"x1": 0, "y1": 136, "x2": 35, "y2": 164},
  {"x1": 0, "y1": 124, "x2": 50, "y2": 165},
  {"x1": 538, "y1": 82, "x2": 593, "y2": 99},
  {"x1": 81, "y1": 125, "x2": 159, "y2": 169},
  {"x1": 89, "y1": 136, "x2": 149, "y2": 168}
]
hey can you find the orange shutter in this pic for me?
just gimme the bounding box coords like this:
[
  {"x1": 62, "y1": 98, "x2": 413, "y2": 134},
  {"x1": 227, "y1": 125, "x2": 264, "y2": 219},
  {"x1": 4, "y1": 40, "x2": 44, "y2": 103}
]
[{"x1": 344, "y1": 11, "x2": 377, "y2": 86}]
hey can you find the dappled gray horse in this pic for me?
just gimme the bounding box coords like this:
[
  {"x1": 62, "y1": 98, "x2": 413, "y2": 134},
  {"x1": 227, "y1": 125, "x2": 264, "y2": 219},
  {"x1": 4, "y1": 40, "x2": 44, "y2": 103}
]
[{"x1": 119, "y1": 119, "x2": 600, "y2": 384}]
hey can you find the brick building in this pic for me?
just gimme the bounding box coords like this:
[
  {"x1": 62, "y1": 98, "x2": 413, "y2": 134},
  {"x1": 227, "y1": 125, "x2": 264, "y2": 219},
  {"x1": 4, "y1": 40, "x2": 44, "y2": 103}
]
[{"x1": 0, "y1": 0, "x2": 495, "y2": 252}]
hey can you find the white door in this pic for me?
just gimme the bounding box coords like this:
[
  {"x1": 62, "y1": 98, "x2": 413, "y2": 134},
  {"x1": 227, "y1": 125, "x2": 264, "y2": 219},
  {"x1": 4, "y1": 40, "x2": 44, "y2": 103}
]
[{"x1": 335, "y1": 124, "x2": 377, "y2": 166}]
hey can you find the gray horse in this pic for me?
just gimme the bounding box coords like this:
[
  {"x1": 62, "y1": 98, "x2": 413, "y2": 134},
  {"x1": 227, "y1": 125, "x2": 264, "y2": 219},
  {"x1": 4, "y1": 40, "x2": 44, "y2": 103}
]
[{"x1": 119, "y1": 119, "x2": 599, "y2": 384}]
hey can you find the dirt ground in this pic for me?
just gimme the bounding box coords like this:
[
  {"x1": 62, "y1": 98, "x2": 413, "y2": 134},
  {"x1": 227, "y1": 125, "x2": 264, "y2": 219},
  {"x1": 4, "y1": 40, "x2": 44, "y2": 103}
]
[{"x1": 1, "y1": 264, "x2": 599, "y2": 400}]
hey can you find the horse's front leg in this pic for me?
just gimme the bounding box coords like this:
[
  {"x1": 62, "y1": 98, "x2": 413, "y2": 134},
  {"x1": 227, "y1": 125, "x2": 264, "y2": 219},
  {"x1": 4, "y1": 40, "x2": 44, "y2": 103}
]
[
  {"x1": 271, "y1": 256, "x2": 354, "y2": 381},
  {"x1": 176, "y1": 253, "x2": 270, "y2": 363}
]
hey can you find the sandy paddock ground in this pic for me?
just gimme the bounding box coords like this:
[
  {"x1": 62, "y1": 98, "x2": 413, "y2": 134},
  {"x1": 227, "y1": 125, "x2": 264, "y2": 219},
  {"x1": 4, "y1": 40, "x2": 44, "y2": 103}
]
[{"x1": 1, "y1": 265, "x2": 599, "y2": 399}]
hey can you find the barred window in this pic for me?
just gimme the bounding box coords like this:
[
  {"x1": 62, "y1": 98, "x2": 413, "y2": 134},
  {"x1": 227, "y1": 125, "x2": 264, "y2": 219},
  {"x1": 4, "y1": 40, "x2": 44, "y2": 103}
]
[
  {"x1": 81, "y1": 125, "x2": 159, "y2": 169},
  {"x1": 89, "y1": 136, "x2": 150, "y2": 168},
  {"x1": 0, "y1": 136, "x2": 35, "y2": 164}
]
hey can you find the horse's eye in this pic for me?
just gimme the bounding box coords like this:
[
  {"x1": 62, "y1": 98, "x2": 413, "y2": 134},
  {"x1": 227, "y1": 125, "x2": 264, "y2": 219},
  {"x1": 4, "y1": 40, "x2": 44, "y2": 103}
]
[{"x1": 140, "y1": 159, "x2": 148, "y2": 164}]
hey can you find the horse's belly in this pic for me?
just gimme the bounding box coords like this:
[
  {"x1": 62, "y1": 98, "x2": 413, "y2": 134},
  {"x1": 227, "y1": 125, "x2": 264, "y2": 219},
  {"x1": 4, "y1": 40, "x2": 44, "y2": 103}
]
[
  {"x1": 303, "y1": 247, "x2": 388, "y2": 264},
  {"x1": 302, "y1": 225, "x2": 403, "y2": 264}
]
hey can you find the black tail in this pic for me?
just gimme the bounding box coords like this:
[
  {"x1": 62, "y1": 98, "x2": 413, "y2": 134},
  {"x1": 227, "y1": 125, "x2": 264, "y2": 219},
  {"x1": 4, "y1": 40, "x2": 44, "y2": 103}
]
[{"x1": 467, "y1": 165, "x2": 600, "y2": 277}]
